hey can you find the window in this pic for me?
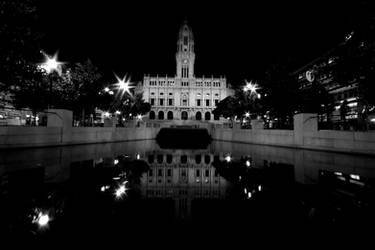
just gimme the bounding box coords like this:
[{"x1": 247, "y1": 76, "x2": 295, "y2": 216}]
[
  {"x1": 149, "y1": 169, "x2": 153, "y2": 177},
  {"x1": 157, "y1": 154, "x2": 163, "y2": 163},
  {"x1": 204, "y1": 155, "x2": 211, "y2": 164},
  {"x1": 158, "y1": 111, "x2": 164, "y2": 120},
  {"x1": 182, "y1": 99, "x2": 188, "y2": 106},
  {"x1": 181, "y1": 155, "x2": 187, "y2": 164},
  {"x1": 167, "y1": 169, "x2": 172, "y2": 177},
  {"x1": 158, "y1": 169, "x2": 163, "y2": 177},
  {"x1": 195, "y1": 155, "x2": 201, "y2": 164},
  {"x1": 166, "y1": 154, "x2": 173, "y2": 164},
  {"x1": 215, "y1": 99, "x2": 219, "y2": 106},
  {"x1": 196, "y1": 99, "x2": 201, "y2": 106},
  {"x1": 160, "y1": 92, "x2": 164, "y2": 96},
  {"x1": 159, "y1": 99, "x2": 164, "y2": 106},
  {"x1": 148, "y1": 155, "x2": 154, "y2": 164},
  {"x1": 206, "y1": 100, "x2": 210, "y2": 106},
  {"x1": 150, "y1": 98, "x2": 155, "y2": 106},
  {"x1": 169, "y1": 93, "x2": 173, "y2": 95},
  {"x1": 205, "y1": 169, "x2": 210, "y2": 177},
  {"x1": 205, "y1": 112, "x2": 211, "y2": 120},
  {"x1": 196, "y1": 112, "x2": 202, "y2": 120},
  {"x1": 149, "y1": 111, "x2": 155, "y2": 120},
  {"x1": 151, "y1": 92, "x2": 155, "y2": 95},
  {"x1": 168, "y1": 99, "x2": 173, "y2": 106},
  {"x1": 196, "y1": 169, "x2": 200, "y2": 177}
]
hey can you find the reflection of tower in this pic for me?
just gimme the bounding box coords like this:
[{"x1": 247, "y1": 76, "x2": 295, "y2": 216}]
[{"x1": 176, "y1": 20, "x2": 195, "y2": 79}]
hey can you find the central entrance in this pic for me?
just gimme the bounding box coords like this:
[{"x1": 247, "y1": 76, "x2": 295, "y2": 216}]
[{"x1": 181, "y1": 111, "x2": 188, "y2": 120}]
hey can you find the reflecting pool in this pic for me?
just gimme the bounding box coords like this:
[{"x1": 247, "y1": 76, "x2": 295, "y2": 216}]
[{"x1": 1, "y1": 140, "x2": 375, "y2": 242}]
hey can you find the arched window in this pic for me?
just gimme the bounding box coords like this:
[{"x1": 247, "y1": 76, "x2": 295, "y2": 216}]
[
  {"x1": 148, "y1": 154, "x2": 154, "y2": 164},
  {"x1": 205, "y1": 112, "x2": 211, "y2": 121},
  {"x1": 196, "y1": 111, "x2": 202, "y2": 120},
  {"x1": 181, "y1": 155, "x2": 187, "y2": 164},
  {"x1": 149, "y1": 111, "x2": 155, "y2": 120},
  {"x1": 167, "y1": 111, "x2": 173, "y2": 120},
  {"x1": 181, "y1": 111, "x2": 188, "y2": 120},
  {"x1": 166, "y1": 154, "x2": 173, "y2": 164},
  {"x1": 195, "y1": 155, "x2": 201, "y2": 164},
  {"x1": 158, "y1": 111, "x2": 164, "y2": 120},
  {"x1": 204, "y1": 155, "x2": 211, "y2": 164}
]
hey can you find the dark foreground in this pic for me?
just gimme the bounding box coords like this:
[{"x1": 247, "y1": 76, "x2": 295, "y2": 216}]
[{"x1": 1, "y1": 140, "x2": 374, "y2": 244}]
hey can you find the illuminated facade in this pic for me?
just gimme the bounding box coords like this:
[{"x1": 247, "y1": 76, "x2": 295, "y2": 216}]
[{"x1": 137, "y1": 20, "x2": 234, "y2": 122}]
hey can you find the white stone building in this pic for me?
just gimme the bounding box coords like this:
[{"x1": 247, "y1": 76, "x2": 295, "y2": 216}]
[{"x1": 137, "y1": 20, "x2": 234, "y2": 122}]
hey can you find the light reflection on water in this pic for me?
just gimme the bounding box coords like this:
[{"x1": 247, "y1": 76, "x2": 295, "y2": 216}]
[{"x1": 0, "y1": 140, "x2": 375, "y2": 240}]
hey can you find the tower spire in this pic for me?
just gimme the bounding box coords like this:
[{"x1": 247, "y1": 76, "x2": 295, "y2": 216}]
[{"x1": 176, "y1": 20, "x2": 195, "y2": 78}]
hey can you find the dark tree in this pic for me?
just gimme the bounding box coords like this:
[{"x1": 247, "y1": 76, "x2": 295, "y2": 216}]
[{"x1": 0, "y1": 0, "x2": 43, "y2": 91}]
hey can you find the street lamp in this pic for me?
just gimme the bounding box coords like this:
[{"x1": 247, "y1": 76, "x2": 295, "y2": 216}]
[
  {"x1": 114, "y1": 73, "x2": 134, "y2": 97},
  {"x1": 243, "y1": 80, "x2": 259, "y2": 95},
  {"x1": 39, "y1": 51, "x2": 63, "y2": 75},
  {"x1": 39, "y1": 51, "x2": 64, "y2": 111}
]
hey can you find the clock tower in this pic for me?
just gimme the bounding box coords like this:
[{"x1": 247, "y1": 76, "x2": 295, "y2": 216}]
[{"x1": 176, "y1": 20, "x2": 195, "y2": 79}]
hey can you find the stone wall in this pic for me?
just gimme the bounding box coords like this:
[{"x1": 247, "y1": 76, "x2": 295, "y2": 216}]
[
  {"x1": 211, "y1": 113, "x2": 375, "y2": 155},
  {"x1": 0, "y1": 109, "x2": 159, "y2": 149}
]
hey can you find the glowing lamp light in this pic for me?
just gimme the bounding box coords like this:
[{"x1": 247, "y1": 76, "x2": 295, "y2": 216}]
[
  {"x1": 114, "y1": 74, "x2": 134, "y2": 96},
  {"x1": 247, "y1": 192, "x2": 252, "y2": 199},
  {"x1": 104, "y1": 87, "x2": 110, "y2": 92},
  {"x1": 104, "y1": 112, "x2": 110, "y2": 118},
  {"x1": 350, "y1": 174, "x2": 360, "y2": 180},
  {"x1": 114, "y1": 185, "x2": 128, "y2": 199},
  {"x1": 371, "y1": 118, "x2": 375, "y2": 123},
  {"x1": 33, "y1": 211, "x2": 50, "y2": 228},
  {"x1": 243, "y1": 80, "x2": 259, "y2": 95},
  {"x1": 246, "y1": 160, "x2": 251, "y2": 167},
  {"x1": 136, "y1": 153, "x2": 140, "y2": 160},
  {"x1": 114, "y1": 159, "x2": 119, "y2": 165},
  {"x1": 136, "y1": 114, "x2": 142, "y2": 120},
  {"x1": 245, "y1": 112, "x2": 250, "y2": 118},
  {"x1": 258, "y1": 185, "x2": 262, "y2": 191},
  {"x1": 39, "y1": 51, "x2": 63, "y2": 75},
  {"x1": 225, "y1": 155, "x2": 231, "y2": 162},
  {"x1": 115, "y1": 110, "x2": 121, "y2": 115}
]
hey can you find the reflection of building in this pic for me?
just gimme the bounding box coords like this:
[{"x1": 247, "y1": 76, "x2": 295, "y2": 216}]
[
  {"x1": 137, "y1": 20, "x2": 234, "y2": 122},
  {"x1": 140, "y1": 150, "x2": 230, "y2": 220}
]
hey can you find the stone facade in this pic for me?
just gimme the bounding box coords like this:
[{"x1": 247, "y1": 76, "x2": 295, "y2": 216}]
[{"x1": 137, "y1": 20, "x2": 234, "y2": 122}]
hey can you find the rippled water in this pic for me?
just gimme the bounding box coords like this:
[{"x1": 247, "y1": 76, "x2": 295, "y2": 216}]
[{"x1": 1, "y1": 140, "x2": 374, "y2": 243}]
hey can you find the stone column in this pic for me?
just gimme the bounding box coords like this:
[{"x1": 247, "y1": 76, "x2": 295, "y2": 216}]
[
  {"x1": 293, "y1": 113, "x2": 317, "y2": 146},
  {"x1": 47, "y1": 109, "x2": 73, "y2": 143},
  {"x1": 251, "y1": 119, "x2": 264, "y2": 130}
]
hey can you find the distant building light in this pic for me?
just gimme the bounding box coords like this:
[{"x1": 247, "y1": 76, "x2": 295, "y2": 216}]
[
  {"x1": 334, "y1": 172, "x2": 342, "y2": 176},
  {"x1": 348, "y1": 102, "x2": 357, "y2": 107},
  {"x1": 371, "y1": 118, "x2": 375, "y2": 123},
  {"x1": 350, "y1": 174, "x2": 360, "y2": 180}
]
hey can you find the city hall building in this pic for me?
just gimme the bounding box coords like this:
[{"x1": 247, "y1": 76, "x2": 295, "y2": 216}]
[{"x1": 137, "y1": 20, "x2": 234, "y2": 122}]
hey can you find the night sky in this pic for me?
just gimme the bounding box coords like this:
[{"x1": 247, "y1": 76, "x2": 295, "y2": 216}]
[{"x1": 37, "y1": 0, "x2": 372, "y2": 85}]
